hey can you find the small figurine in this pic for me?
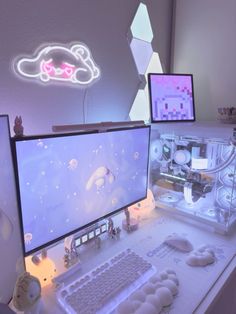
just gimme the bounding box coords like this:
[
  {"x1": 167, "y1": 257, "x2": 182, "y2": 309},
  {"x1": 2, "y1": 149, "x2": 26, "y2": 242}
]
[
  {"x1": 107, "y1": 218, "x2": 121, "y2": 240},
  {"x1": 64, "y1": 235, "x2": 79, "y2": 268},
  {"x1": 124, "y1": 208, "x2": 131, "y2": 231},
  {"x1": 12, "y1": 272, "x2": 44, "y2": 314},
  {"x1": 113, "y1": 226, "x2": 121, "y2": 240},
  {"x1": 63, "y1": 253, "x2": 70, "y2": 268},
  {"x1": 108, "y1": 218, "x2": 114, "y2": 237},
  {"x1": 116, "y1": 226, "x2": 121, "y2": 235},
  {"x1": 13, "y1": 115, "x2": 24, "y2": 137}
]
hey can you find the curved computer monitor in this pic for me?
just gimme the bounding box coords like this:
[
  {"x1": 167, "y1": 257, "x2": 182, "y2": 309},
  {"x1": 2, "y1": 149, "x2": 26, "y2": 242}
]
[
  {"x1": 0, "y1": 115, "x2": 24, "y2": 303},
  {"x1": 148, "y1": 73, "x2": 195, "y2": 122},
  {"x1": 12, "y1": 125, "x2": 150, "y2": 256}
]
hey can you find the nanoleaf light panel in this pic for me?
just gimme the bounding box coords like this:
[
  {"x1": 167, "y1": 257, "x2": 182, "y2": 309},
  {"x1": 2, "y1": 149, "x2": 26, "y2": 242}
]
[
  {"x1": 130, "y1": 2, "x2": 153, "y2": 43},
  {"x1": 14, "y1": 42, "x2": 100, "y2": 87},
  {"x1": 128, "y1": 2, "x2": 163, "y2": 122}
]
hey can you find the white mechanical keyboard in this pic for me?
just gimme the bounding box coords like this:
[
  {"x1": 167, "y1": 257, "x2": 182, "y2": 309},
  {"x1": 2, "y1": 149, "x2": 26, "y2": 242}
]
[{"x1": 57, "y1": 248, "x2": 156, "y2": 314}]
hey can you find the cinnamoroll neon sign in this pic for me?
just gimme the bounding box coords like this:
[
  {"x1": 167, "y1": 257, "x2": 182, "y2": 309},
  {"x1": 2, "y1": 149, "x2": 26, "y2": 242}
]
[{"x1": 14, "y1": 42, "x2": 100, "y2": 87}]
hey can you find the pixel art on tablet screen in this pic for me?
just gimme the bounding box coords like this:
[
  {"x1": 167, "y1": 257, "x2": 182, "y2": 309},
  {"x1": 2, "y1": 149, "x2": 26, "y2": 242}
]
[
  {"x1": 148, "y1": 73, "x2": 195, "y2": 122},
  {"x1": 14, "y1": 126, "x2": 150, "y2": 255}
]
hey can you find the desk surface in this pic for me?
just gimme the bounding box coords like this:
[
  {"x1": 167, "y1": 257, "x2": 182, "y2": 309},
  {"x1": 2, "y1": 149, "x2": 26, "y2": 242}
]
[{"x1": 17, "y1": 209, "x2": 236, "y2": 314}]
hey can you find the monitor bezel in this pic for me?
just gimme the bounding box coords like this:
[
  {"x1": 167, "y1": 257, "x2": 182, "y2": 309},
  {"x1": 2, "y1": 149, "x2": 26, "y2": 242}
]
[
  {"x1": 148, "y1": 73, "x2": 196, "y2": 123},
  {"x1": 11, "y1": 125, "x2": 150, "y2": 257}
]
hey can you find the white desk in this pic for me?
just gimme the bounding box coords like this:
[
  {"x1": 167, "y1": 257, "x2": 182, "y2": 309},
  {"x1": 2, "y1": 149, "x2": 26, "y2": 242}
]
[{"x1": 21, "y1": 209, "x2": 236, "y2": 314}]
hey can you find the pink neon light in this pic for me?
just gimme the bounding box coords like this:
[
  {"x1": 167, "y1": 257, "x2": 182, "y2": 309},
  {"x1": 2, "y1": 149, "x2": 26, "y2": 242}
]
[
  {"x1": 61, "y1": 63, "x2": 76, "y2": 78},
  {"x1": 40, "y1": 60, "x2": 77, "y2": 79},
  {"x1": 15, "y1": 42, "x2": 100, "y2": 86},
  {"x1": 41, "y1": 61, "x2": 54, "y2": 75}
]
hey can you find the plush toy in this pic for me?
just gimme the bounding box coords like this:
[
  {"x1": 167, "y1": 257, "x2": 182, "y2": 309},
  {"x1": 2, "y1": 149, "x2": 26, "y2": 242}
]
[
  {"x1": 13, "y1": 115, "x2": 24, "y2": 137},
  {"x1": 12, "y1": 272, "x2": 42, "y2": 313}
]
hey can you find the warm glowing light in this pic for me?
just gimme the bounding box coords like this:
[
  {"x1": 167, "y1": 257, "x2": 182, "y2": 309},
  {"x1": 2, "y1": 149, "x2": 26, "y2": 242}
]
[
  {"x1": 128, "y1": 189, "x2": 155, "y2": 220},
  {"x1": 14, "y1": 42, "x2": 100, "y2": 87},
  {"x1": 26, "y1": 256, "x2": 57, "y2": 287}
]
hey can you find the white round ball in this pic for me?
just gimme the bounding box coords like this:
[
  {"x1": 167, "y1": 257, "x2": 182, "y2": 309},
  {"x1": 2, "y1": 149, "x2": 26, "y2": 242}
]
[
  {"x1": 142, "y1": 283, "x2": 156, "y2": 295},
  {"x1": 164, "y1": 268, "x2": 176, "y2": 275},
  {"x1": 130, "y1": 290, "x2": 146, "y2": 302},
  {"x1": 117, "y1": 300, "x2": 135, "y2": 314},
  {"x1": 132, "y1": 300, "x2": 142, "y2": 311},
  {"x1": 155, "y1": 287, "x2": 173, "y2": 307},
  {"x1": 152, "y1": 281, "x2": 164, "y2": 291},
  {"x1": 167, "y1": 274, "x2": 179, "y2": 286},
  {"x1": 159, "y1": 271, "x2": 168, "y2": 280},
  {"x1": 161, "y1": 279, "x2": 178, "y2": 296},
  {"x1": 149, "y1": 274, "x2": 161, "y2": 284},
  {"x1": 145, "y1": 294, "x2": 162, "y2": 312},
  {"x1": 135, "y1": 302, "x2": 157, "y2": 314}
]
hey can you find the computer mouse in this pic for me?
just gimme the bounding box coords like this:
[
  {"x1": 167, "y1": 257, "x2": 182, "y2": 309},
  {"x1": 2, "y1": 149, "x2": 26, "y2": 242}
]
[{"x1": 164, "y1": 233, "x2": 193, "y2": 252}]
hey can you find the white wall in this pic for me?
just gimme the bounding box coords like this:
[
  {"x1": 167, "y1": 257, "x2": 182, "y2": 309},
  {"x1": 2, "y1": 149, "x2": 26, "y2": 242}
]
[
  {"x1": 172, "y1": 0, "x2": 236, "y2": 121},
  {"x1": 0, "y1": 0, "x2": 173, "y2": 135}
]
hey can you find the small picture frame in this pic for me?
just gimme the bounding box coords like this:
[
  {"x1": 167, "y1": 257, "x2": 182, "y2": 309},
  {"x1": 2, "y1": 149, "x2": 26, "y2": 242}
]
[
  {"x1": 101, "y1": 224, "x2": 107, "y2": 233},
  {"x1": 95, "y1": 228, "x2": 101, "y2": 236},
  {"x1": 75, "y1": 237, "x2": 81, "y2": 247},
  {"x1": 81, "y1": 234, "x2": 88, "y2": 243},
  {"x1": 88, "y1": 231, "x2": 95, "y2": 240}
]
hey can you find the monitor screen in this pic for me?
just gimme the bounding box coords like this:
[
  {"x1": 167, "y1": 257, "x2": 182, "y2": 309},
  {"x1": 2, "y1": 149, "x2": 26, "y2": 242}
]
[
  {"x1": 13, "y1": 126, "x2": 150, "y2": 256},
  {"x1": 0, "y1": 115, "x2": 24, "y2": 303},
  {"x1": 148, "y1": 73, "x2": 195, "y2": 122}
]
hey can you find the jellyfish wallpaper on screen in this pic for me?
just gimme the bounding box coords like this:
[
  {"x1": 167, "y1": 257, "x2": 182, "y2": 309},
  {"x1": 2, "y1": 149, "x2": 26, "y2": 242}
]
[
  {"x1": 14, "y1": 126, "x2": 150, "y2": 254},
  {"x1": 148, "y1": 74, "x2": 195, "y2": 122}
]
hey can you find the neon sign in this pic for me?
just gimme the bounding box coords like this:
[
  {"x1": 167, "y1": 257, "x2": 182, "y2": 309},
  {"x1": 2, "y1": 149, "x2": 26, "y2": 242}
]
[{"x1": 14, "y1": 42, "x2": 100, "y2": 87}]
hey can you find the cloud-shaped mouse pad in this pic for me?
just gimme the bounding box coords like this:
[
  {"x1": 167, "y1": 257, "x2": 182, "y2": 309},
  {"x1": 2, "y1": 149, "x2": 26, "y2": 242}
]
[
  {"x1": 186, "y1": 245, "x2": 215, "y2": 267},
  {"x1": 14, "y1": 42, "x2": 100, "y2": 87}
]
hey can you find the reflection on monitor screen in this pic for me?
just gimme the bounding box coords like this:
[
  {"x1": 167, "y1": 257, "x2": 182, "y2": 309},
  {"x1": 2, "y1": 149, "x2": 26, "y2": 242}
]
[
  {"x1": 13, "y1": 126, "x2": 150, "y2": 256},
  {"x1": 148, "y1": 73, "x2": 195, "y2": 122}
]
